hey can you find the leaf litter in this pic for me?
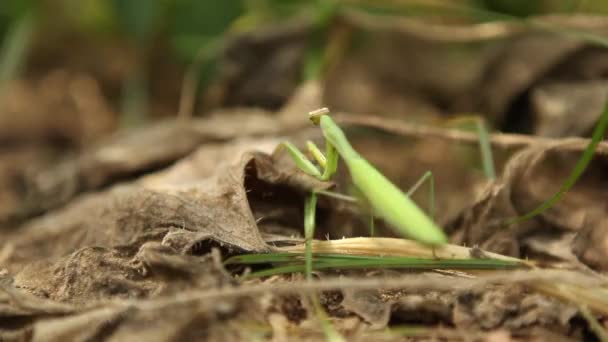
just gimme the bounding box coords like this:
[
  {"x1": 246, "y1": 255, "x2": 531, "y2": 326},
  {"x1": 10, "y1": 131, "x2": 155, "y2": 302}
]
[{"x1": 4, "y1": 12, "x2": 608, "y2": 342}]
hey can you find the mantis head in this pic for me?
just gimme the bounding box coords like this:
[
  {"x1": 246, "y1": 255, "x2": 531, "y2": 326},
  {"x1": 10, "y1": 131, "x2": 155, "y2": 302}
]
[{"x1": 308, "y1": 107, "x2": 330, "y2": 125}]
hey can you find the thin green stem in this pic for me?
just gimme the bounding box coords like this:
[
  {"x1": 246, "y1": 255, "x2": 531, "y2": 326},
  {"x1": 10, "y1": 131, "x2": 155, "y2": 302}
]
[
  {"x1": 475, "y1": 118, "x2": 496, "y2": 180},
  {"x1": 238, "y1": 253, "x2": 525, "y2": 278},
  {"x1": 305, "y1": 193, "x2": 318, "y2": 281}
]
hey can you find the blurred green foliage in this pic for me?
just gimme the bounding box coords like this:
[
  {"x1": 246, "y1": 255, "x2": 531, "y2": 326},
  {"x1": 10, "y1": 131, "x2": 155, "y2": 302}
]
[
  {"x1": 111, "y1": 0, "x2": 163, "y2": 45},
  {"x1": 169, "y1": 0, "x2": 243, "y2": 61},
  {"x1": 0, "y1": 0, "x2": 605, "y2": 76}
]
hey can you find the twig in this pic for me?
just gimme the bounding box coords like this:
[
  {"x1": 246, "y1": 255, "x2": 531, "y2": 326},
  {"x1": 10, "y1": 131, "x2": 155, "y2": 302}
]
[
  {"x1": 132, "y1": 269, "x2": 606, "y2": 311},
  {"x1": 334, "y1": 113, "x2": 608, "y2": 153}
]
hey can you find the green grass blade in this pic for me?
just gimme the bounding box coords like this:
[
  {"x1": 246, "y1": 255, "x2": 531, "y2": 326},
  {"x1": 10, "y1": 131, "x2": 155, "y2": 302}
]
[
  {"x1": 224, "y1": 253, "x2": 297, "y2": 265},
  {"x1": 234, "y1": 252, "x2": 524, "y2": 278},
  {"x1": 246, "y1": 265, "x2": 308, "y2": 278},
  {"x1": 310, "y1": 254, "x2": 522, "y2": 269}
]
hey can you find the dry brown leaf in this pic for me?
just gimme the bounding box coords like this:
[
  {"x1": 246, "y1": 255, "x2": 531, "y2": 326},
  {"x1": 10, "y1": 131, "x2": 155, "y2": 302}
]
[
  {"x1": 453, "y1": 285, "x2": 577, "y2": 332},
  {"x1": 1, "y1": 110, "x2": 282, "y2": 226},
  {"x1": 449, "y1": 139, "x2": 608, "y2": 265},
  {"x1": 1, "y1": 138, "x2": 334, "y2": 274},
  {"x1": 340, "y1": 288, "x2": 391, "y2": 328}
]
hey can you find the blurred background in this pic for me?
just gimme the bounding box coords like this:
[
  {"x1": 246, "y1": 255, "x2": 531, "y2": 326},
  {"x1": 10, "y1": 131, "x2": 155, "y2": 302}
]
[
  {"x1": 1, "y1": 0, "x2": 607, "y2": 134},
  {"x1": 2, "y1": 0, "x2": 608, "y2": 226}
]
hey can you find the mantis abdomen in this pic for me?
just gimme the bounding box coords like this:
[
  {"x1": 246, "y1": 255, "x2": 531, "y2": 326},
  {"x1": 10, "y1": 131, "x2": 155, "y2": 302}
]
[{"x1": 347, "y1": 157, "x2": 447, "y2": 245}]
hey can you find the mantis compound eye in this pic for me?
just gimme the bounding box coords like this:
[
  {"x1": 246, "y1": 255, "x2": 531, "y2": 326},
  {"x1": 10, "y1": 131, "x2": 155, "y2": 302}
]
[{"x1": 308, "y1": 107, "x2": 330, "y2": 125}]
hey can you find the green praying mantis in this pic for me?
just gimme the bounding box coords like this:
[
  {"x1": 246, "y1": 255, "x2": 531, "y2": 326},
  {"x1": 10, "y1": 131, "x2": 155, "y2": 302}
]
[{"x1": 280, "y1": 108, "x2": 448, "y2": 279}]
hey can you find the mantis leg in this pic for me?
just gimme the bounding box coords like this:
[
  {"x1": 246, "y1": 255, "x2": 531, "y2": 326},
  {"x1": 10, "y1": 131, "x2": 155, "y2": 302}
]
[
  {"x1": 278, "y1": 141, "x2": 324, "y2": 280},
  {"x1": 367, "y1": 168, "x2": 435, "y2": 238},
  {"x1": 406, "y1": 171, "x2": 439, "y2": 258},
  {"x1": 319, "y1": 187, "x2": 376, "y2": 237},
  {"x1": 316, "y1": 190, "x2": 357, "y2": 202},
  {"x1": 306, "y1": 139, "x2": 338, "y2": 181},
  {"x1": 343, "y1": 169, "x2": 435, "y2": 238},
  {"x1": 307, "y1": 141, "x2": 327, "y2": 169},
  {"x1": 363, "y1": 170, "x2": 434, "y2": 238},
  {"x1": 406, "y1": 171, "x2": 435, "y2": 221},
  {"x1": 322, "y1": 139, "x2": 338, "y2": 181},
  {"x1": 279, "y1": 141, "x2": 322, "y2": 179}
]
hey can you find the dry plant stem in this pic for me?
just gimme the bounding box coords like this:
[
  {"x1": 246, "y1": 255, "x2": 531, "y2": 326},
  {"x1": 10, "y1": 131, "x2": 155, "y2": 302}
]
[
  {"x1": 529, "y1": 282, "x2": 608, "y2": 321},
  {"x1": 578, "y1": 305, "x2": 608, "y2": 342},
  {"x1": 276, "y1": 237, "x2": 526, "y2": 264},
  {"x1": 334, "y1": 113, "x2": 608, "y2": 152},
  {"x1": 341, "y1": 1, "x2": 608, "y2": 46},
  {"x1": 339, "y1": 2, "x2": 523, "y2": 42},
  {"x1": 115, "y1": 269, "x2": 607, "y2": 312}
]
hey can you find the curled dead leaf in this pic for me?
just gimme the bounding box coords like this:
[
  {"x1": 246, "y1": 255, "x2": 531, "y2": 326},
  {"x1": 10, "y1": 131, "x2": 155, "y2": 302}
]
[{"x1": 449, "y1": 139, "x2": 608, "y2": 265}]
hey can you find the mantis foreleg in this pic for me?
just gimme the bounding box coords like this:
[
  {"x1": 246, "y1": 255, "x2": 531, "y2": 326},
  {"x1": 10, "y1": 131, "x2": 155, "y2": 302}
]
[
  {"x1": 279, "y1": 139, "x2": 340, "y2": 280},
  {"x1": 280, "y1": 141, "x2": 322, "y2": 178}
]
